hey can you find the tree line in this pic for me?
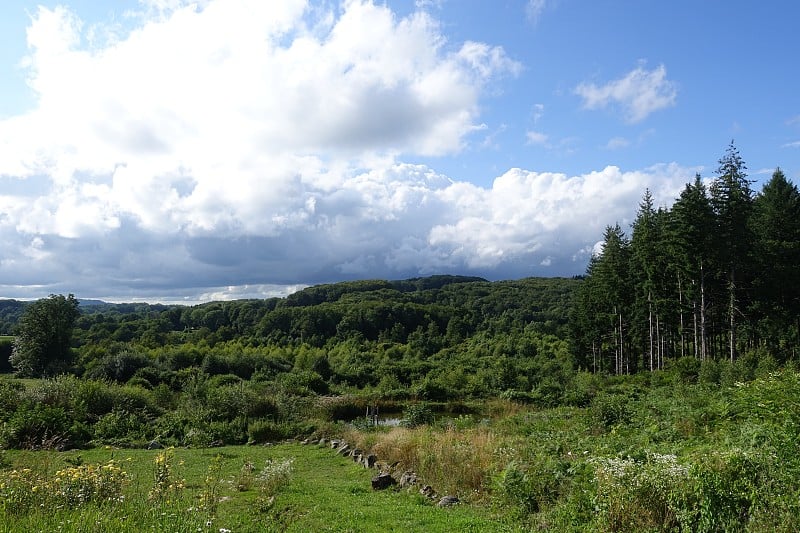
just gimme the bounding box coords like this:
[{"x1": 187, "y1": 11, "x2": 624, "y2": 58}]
[
  {"x1": 572, "y1": 142, "x2": 800, "y2": 374},
  {"x1": 3, "y1": 276, "x2": 579, "y2": 402}
]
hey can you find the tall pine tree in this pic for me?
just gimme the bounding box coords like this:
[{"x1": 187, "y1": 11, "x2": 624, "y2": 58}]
[
  {"x1": 751, "y1": 168, "x2": 800, "y2": 359},
  {"x1": 710, "y1": 141, "x2": 753, "y2": 361}
]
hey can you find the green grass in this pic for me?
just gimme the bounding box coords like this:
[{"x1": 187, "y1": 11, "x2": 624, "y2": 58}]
[{"x1": 0, "y1": 443, "x2": 518, "y2": 532}]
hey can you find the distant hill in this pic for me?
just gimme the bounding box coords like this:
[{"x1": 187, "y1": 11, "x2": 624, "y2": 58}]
[{"x1": 78, "y1": 299, "x2": 109, "y2": 307}]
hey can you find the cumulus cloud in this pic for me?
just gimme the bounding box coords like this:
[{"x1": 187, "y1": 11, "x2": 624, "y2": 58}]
[
  {"x1": 0, "y1": 1, "x2": 693, "y2": 303},
  {"x1": 575, "y1": 63, "x2": 677, "y2": 123}
]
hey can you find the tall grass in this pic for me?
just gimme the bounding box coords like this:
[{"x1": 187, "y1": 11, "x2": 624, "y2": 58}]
[{"x1": 349, "y1": 426, "x2": 497, "y2": 499}]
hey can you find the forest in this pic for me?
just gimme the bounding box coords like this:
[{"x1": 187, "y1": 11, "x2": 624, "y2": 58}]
[
  {"x1": 1, "y1": 143, "x2": 800, "y2": 530},
  {"x1": 572, "y1": 142, "x2": 800, "y2": 375}
]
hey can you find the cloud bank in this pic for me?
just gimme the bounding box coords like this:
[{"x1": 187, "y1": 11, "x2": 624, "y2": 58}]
[{"x1": 0, "y1": 1, "x2": 690, "y2": 303}]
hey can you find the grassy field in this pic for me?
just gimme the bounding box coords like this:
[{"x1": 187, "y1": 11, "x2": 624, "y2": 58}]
[{"x1": 0, "y1": 442, "x2": 518, "y2": 532}]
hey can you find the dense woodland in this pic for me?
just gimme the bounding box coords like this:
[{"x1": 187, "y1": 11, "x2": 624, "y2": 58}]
[
  {"x1": 0, "y1": 276, "x2": 577, "y2": 403},
  {"x1": 572, "y1": 142, "x2": 800, "y2": 374}
]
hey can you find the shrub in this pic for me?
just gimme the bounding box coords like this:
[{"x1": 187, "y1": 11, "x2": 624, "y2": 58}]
[
  {"x1": 401, "y1": 403, "x2": 434, "y2": 428},
  {"x1": 0, "y1": 379, "x2": 23, "y2": 419},
  {"x1": 592, "y1": 453, "x2": 688, "y2": 531},
  {"x1": 698, "y1": 359, "x2": 721, "y2": 384},
  {"x1": 0, "y1": 403, "x2": 73, "y2": 449},
  {"x1": 671, "y1": 356, "x2": 701, "y2": 383},
  {"x1": 247, "y1": 419, "x2": 314, "y2": 443},
  {"x1": 494, "y1": 455, "x2": 574, "y2": 518},
  {"x1": 93, "y1": 409, "x2": 153, "y2": 445},
  {"x1": 590, "y1": 392, "x2": 633, "y2": 429},
  {"x1": 85, "y1": 350, "x2": 153, "y2": 383},
  {"x1": 673, "y1": 449, "x2": 763, "y2": 532},
  {"x1": 258, "y1": 457, "x2": 294, "y2": 498},
  {"x1": 206, "y1": 384, "x2": 251, "y2": 421}
]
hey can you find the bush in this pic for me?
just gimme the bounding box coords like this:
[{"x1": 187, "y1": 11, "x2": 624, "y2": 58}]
[
  {"x1": 0, "y1": 379, "x2": 23, "y2": 419},
  {"x1": 401, "y1": 403, "x2": 434, "y2": 428},
  {"x1": 85, "y1": 350, "x2": 153, "y2": 383},
  {"x1": 698, "y1": 359, "x2": 721, "y2": 384},
  {"x1": 247, "y1": 419, "x2": 315, "y2": 443},
  {"x1": 671, "y1": 356, "x2": 701, "y2": 383},
  {"x1": 592, "y1": 453, "x2": 688, "y2": 531},
  {"x1": 205, "y1": 384, "x2": 252, "y2": 421},
  {"x1": 673, "y1": 449, "x2": 763, "y2": 532},
  {"x1": 590, "y1": 392, "x2": 633, "y2": 429},
  {"x1": 93, "y1": 409, "x2": 153, "y2": 445},
  {"x1": 0, "y1": 403, "x2": 73, "y2": 449}
]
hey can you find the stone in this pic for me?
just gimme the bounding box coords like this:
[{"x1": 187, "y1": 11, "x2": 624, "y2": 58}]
[
  {"x1": 437, "y1": 495, "x2": 460, "y2": 507},
  {"x1": 147, "y1": 440, "x2": 163, "y2": 450},
  {"x1": 420, "y1": 485, "x2": 436, "y2": 499},
  {"x1": 399, "y1": 471, "x2": 417, "y2": 488},
  {"x1": 371, "y1": 472, "x2": 397, "y2": 490},
  {"x1": 330, "y1": 440, "x2": 340, "y2": 449},
  {"x1": 363, "y1": 454, "x2": 377, "y2": 468},
  {"x1": 336, "y1": 444, "x2": 351, "y2": 456},
  {"x1": 318, "y1": 438, "x2": 327, "y2": 447}
]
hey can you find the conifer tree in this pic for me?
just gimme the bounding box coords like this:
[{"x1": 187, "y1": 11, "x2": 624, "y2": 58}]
[
  {"x1": 710, "y1": 141, "x2": 753, "y2": 361},
  {"x1": 669, "y1": 175, "x2": 715, "y2": 360},
  {"x1": 751, "y1": 168, "x2": 800, "y2": 358}
]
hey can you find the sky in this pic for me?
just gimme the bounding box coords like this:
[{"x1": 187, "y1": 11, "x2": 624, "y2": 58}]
[{"x1": 0, "y1": 0, "x2": 798, "y2": 304}]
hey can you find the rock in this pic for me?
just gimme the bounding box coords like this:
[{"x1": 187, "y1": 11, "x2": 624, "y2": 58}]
[
  {"x1": 318, "y1": 438, "x2": 327, "y2": 447},
  {"x1": 363, "y1": 454, "x2": 377, "y2": 468},
  {"x1": 336, "y1": 444, "x2": 351, "y2": 456},
  {"x1": 371, "y1": 472, "x2": 397, "y2": 490},
  {"x1": 301, "y1": 438, "x2": 312, "y2": 445},
  {"x1": 350, "y1": 448, "x2": 363, "y2": 460},
  {"x1": 420, "y1": 485, "x2": 436, "y2": 499},
  {"x1": 399, "y1": 471, "x2": 417, "y2": 488},
  {"x1": 147, "y1": 440, "x2": 163, "y2": 450},
  {"x1": 437, "y1": 495, "x2": 459, "y2": 507},
  {"x1": 209, "y1": 440, "x2": 223, "y2": 448},
  {"x1": 330, "y1": 440, "x2": 340, "y2": 449}
]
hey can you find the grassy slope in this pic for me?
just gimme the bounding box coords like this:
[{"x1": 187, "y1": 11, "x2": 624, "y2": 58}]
[{"x1": 0, "y1": 443, "x2": 519, "y2": 533}]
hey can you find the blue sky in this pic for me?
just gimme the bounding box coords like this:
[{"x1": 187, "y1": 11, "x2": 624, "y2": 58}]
[{"x1": 0, "y1": 0, "x2": 798, "y2": 303}]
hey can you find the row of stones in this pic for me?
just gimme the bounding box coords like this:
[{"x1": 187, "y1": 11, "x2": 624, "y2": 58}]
[{"x1": 301, "y1": 436, "x2": 460, "y2": 508}]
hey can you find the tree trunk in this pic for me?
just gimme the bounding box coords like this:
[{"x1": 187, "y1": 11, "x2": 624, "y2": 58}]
[{"x1": 700, "y1": 262, "x2": 707, "y2": 361}]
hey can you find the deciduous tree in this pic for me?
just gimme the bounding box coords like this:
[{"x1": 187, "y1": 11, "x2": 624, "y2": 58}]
[{"x1": 10, "y1": 294, "x2": 80, "y2": 377}]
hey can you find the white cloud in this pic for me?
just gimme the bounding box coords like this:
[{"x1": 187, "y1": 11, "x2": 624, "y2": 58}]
[
  {"x1": 415, "y1": 0, "x2": 444, "y2": 9},
  {"x1": 531, "y1": 103, "x2": 545, "y2": 123},
  {"x1": 782, "y1": 141, "x2": 800, "y2": 148},
  {"x1": 605, "y1": 137, "x2": 631, "y2": 150},
  {"x1": 575, "y1": 63, "x2": 677, "y2": 123},
  {"x1": 526, "y1": 0, "x2": 548, "y2": 24},
  {"x1": 526, "y1": 131, "x2": 549, "y2": 146},
  {"x1": 0, "y1": 1, "x2": 695, "y2": 302}
]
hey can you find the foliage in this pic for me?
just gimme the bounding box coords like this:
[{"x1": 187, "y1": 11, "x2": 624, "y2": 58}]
[
  {"x1": 400, "y1": 403, "x2": 435, "y2": 428},
  {"x1": 10, "y1": 294, "x2": 79, "y2": 377}
]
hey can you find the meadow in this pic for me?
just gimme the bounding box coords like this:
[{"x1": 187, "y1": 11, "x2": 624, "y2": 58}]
[
  {"x1": 2, "y1": 366, "x2": 800, "y2": 531},
  {"x1": 0, "y1": 440, "x2": 516, "y2": 532}
]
